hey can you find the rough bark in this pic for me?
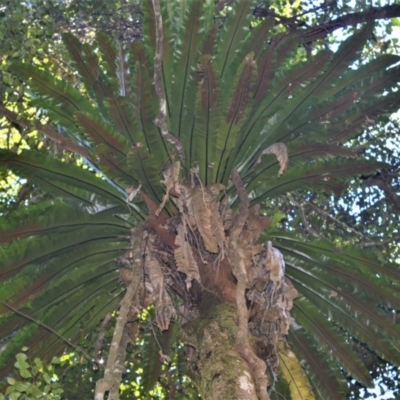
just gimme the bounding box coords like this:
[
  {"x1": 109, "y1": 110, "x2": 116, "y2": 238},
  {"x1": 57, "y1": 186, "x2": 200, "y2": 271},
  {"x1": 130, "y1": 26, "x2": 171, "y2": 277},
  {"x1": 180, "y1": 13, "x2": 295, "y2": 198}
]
[{"x1": 182, "y1": 303, "x2": 260, "y2": 400}]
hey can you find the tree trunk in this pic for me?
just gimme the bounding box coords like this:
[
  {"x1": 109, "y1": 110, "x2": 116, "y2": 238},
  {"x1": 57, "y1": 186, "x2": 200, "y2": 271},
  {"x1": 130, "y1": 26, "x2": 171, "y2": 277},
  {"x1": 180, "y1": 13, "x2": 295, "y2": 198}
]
[{"x1": 182, "y1": 302, "x2": 260, "y2": 400}]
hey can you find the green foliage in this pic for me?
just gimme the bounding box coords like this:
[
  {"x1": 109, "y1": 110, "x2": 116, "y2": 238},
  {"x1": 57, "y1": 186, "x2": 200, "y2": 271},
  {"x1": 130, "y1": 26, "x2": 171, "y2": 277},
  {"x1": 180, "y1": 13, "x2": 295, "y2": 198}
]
[{"x1": 0, "y1": 348, "x2": 63, "y2": 400}]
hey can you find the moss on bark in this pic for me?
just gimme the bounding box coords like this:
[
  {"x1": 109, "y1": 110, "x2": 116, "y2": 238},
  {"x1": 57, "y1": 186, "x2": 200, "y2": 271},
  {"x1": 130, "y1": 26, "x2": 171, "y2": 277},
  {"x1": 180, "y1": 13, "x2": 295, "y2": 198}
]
[{"x1": 182, "y1": 303, "x2": 259, "y2": 400}]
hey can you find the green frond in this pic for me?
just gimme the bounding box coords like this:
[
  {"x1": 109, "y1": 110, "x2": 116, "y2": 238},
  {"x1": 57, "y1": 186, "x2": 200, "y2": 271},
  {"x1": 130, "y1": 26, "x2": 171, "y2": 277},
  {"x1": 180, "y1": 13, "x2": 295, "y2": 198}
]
[
  {"x1": 0, "y1": 238, "x2": 127, "y2": 371},
  {"x1": 215, "y1": 0, "x2": 256, "y2": 80},
  {"x1": 289, "y1": 142, "x2": 361, "y2": 163},
  {"x1": 253, "y1": 46, "x2": 275, "y2": 102},
  {"x1": 0, "y1": 224, "x2": 129, "y2": 281},
  {"x1": 322, "y1": 54, "x2": 400, "y2": 100},
  {"x1": 312, "y1": 24, "x2": 374, "y2": 96},
  {"x1": 131, "y1": 49, "x2": 170, "y2": 163},
  {"x1": 293, "y1": 297, "x2": 372, "y2": 387},
  {"x1": 1, "y1": 248, "x2": 124, "y2": 321},
  {"x1": 201, "y1": 24, "x2": 217, "y2": 56},
  {"x1": 288, "y1": 328, "x2": 349, "y2": 400},
  {"x1": 273, "y1": 50, "x2": 332, "y2": 98},
  {"x1": 141, "y1": 326, "x2": 163, "y2": 394},
  {"x1": 75, "y1": 112, "x2": 140, "y2": 186},
  {"x1": 283, "y1": 235, "x2": 400, "y2": 284},
  {"x1": 63, "y1": 33, "x2": 115, "y2": 102},
  {"x1": 0, "y1": 149, "x2": 128, "y2": 209},
  {"x1": 229, "y1": 26, "x2": 380, "y2": 172},
  {"x1": 96, "y1": 32, "x2": 118, "y2": 86},
  {"x1": 247, "y1": 159, "x2": 386, "y2": 204},
  {"x1": 13, "y1": 277, "x2": 122, "y2": 370},
  {"x1": 0, "y1": 203, "x2": 130, "y2": 244},
  {"x1": 275, "y1": 36, "x2": 299, "y2": 66},
  {"x1": 308, "y1": 90, "x2": 361, "y2": 123},
  {"x1": 142, "y1": 0, "x2": 156, "y2": 54},
  {"x1": 76, "y1": 112, "x2": 129, "y2": 155},
  {"x1": 244, "y1": 17, "x2": 274, "y2": 60},
  {"x1": 10, "y1": 63, "x2": 94, "y2": 129},
  {"x1": 169, "y1": 1, "x2": 201, "y2": 140},
  {"x1": 329, "y1": 92, "x2": 400, "y2": 141},
  {"x1": 226, "y1": 51, "x2": 333, "y2": 170},
  {"x1": 127, "y1": 145, "x2": 165, "y2": 204},
  {"x1": 105, "y1": 97, "x2": 144, "y2": 146},
  {"x1": 307, "y1": 62, "x2": 400, "y2": 129},
  {"x1": 191, "y1": 55, "x2": 221, "y2": 184},
  {"x1": 270, "y1": 233, "x2": 400, "y2": 364},
  {"x1": 90, "y1": 148, "x2": 138, "y2": 188},
  {"x1": 289, "y1": 265, "x2": 400, "y2": 365},
  {"x1": 141, "y1": 317, "x2": 179, "y2": 394},
  {"x1": 215, "y1": 53, "x2": 257, "y2": 183}
]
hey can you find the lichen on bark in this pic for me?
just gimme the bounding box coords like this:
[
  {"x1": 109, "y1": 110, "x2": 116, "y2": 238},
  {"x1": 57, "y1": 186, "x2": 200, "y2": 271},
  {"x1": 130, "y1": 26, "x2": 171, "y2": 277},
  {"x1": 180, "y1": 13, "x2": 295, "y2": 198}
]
[{"x1": 182, "y1": 303, "x2": 259, "y2": 400}]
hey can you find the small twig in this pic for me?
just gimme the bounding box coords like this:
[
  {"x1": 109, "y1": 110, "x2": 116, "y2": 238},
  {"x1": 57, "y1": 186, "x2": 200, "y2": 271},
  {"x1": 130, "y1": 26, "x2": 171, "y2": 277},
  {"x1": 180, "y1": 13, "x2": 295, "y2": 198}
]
[
  {"x1": 286, "y1": 194, "x2": 320, "y2": 238},
  {"x1": 289, "y1": 196, "x2": 399, "y2": 248},
  {"x1": 94, "y1": 313, "x2": 112, "y2": 367},
  {"x1": 359, "y1": 235, "x2": 400, "y2": 248},
  {"x1": 151, "y1": 0, "x2": 185, "y2": 160},
  {"x1": 167, "y1": 367, "x2": 176, "y2": 400},
  {"x1": 306, "y1": 201, "x2": 369, "y2": 240}
]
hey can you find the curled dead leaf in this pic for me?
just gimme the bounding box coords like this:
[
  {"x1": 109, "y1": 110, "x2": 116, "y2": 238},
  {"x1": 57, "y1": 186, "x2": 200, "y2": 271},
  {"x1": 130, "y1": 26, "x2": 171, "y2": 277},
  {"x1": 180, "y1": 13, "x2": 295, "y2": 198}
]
[
  {"x1": 190, "y1": 185, "x2": 225, "y2": 254},
  {"x1": 278, "y1": 278, "x2": 298, "y2": 335},
  {"x1": 145, "y1": 244, "x2": 176, "y2": 330},
  {"x1": 257, "y1": 142, "x2": 288, "y2": 176},
  {"x1": 265, "y1": 241, "x2": 285, "y2": 285},
  {"x1": 174, "y1": 223, "x2": 201, "y2": 289}
]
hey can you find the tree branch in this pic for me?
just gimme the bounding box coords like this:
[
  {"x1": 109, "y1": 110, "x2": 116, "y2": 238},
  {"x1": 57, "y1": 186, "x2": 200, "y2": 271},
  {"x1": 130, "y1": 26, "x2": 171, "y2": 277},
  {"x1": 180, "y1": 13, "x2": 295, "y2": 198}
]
[
  {"x1": 359, "y1": 235, "x2": 400, "y2": 248},
  {"x1": 365, "y1": 176, "x2": 400, "y2": 213},
  {"x1": 266, "y1": 4, "x2": 400, "y2": 46},
  {"x1": 151, "y1": 0, "x2": 185, "y2": 160},
  {"x1": 107, "y1": 326, "x2": 131, "y2": 400},
  {"x1": 95, "y1": 225, "x2": 144, "y2": 400},
  {"x1": 94, "y1": 313, "x2": 112, "y2": 367}
]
